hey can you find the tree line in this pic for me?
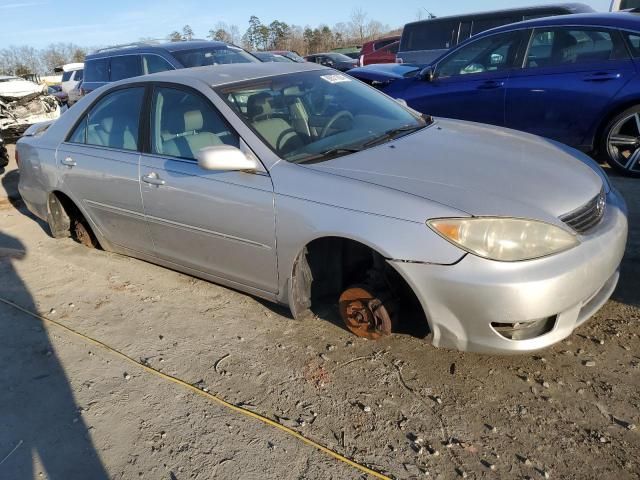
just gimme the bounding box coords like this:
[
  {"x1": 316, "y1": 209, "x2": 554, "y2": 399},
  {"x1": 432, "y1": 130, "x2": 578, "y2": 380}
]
[{"x1": 0, "y1": 9, "x2": 404, "y2": 76}]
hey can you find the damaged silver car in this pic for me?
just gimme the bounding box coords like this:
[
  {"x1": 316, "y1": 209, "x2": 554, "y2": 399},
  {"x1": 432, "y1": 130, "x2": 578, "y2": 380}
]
[
  {"x1": 0, "y1": 76, "x2": 60, "y2": 140},
  {"x1": 16, "y1": 63, "x2": 628, "y2": 354}
]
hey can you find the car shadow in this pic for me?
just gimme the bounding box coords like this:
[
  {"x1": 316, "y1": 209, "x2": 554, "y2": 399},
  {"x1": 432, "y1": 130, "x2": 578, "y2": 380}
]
[
  {"x1": 0, "y1": 169, "x2": 49, "y2": 234},
  {"x1": 0, "y1": 231, "x2": 109, "y2": 479},
  {"x1": 606, "y1": 172, "x2": 640, "y2": 308}
]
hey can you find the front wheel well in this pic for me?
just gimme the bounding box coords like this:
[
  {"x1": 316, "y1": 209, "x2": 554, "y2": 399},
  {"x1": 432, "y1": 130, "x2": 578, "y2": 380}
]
[{"x1": 290, "y1": 236, "x2": 429, "y2": 338}]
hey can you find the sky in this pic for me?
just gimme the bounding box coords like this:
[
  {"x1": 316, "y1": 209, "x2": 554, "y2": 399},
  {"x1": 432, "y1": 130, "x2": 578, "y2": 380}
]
[{"x1": 0, "y1": 0, "x2": 612, "y2": 49}]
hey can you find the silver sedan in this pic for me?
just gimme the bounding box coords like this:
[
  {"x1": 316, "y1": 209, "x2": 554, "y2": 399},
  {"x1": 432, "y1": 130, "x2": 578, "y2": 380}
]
[{"x1": 16, "y1": 62, "x2": 628, "y2": 353}]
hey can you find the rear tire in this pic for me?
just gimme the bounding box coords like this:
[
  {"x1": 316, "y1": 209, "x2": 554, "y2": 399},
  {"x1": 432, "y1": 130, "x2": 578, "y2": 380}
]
[{"x1": 600, "y1": 105, "x2": 640, "y2": 177}]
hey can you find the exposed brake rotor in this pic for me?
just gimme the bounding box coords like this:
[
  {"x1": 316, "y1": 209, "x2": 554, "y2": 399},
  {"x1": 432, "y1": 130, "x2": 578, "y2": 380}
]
[{"x1": 338, "y1": 285, "x2": 396, "y2": 340}]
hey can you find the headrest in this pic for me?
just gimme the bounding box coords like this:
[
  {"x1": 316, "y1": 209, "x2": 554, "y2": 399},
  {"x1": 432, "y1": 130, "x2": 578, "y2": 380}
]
[
  {"x1": 101, "y1": 117, "x2": 113, "y2": 134},
  {"x1": 247, "y1": 92, "x2": 273, "y2": 121},
  {"x1": 184, "y1": 110, "x2": 203, "y2": 131}
]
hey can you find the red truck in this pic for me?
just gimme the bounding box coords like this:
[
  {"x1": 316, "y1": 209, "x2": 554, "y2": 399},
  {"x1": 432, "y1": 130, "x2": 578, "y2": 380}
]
[{"x1": 358, "y1": 36, "x2": 400, "y2": 66}]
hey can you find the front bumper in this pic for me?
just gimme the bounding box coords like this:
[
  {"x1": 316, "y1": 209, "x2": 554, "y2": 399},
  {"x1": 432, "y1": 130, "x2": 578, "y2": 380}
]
[{"x1": 390, "y1": 189, "x2": 628, "y2": 354}]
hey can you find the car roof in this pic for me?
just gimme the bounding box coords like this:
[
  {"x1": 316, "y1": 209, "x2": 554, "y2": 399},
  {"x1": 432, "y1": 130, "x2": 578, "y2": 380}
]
[
  {"x1": 482, "y1": 11, "x2": 640, "y2": 35},
  {"x1": 404, "y1": 3, "x2": 593, "y2": 27},
  {"x1": 86, "y1": 40, "x2": 234, "y2": 60},
  {"x1": 114, "y1": 61, "x2": 328, "y2": 88}
]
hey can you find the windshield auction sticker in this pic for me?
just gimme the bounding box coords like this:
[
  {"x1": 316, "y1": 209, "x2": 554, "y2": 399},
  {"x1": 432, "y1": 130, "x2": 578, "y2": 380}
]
[{"x1": 320, "y1": 74, "x2": 352, "y2": 84}]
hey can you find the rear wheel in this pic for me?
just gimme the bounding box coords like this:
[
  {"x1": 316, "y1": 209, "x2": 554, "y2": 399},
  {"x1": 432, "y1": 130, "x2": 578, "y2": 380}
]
[
  {"x1": 601, "y1": 106, "x2": 640, "y2": 177},
  {"x1": 72, "y1": 219, "x2": 98, "y2": 248}
]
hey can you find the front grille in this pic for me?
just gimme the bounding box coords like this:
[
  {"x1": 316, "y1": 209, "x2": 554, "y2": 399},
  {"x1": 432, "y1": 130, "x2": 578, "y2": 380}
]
[{"x1": 560, "y1": 189, "x2": 606, "y2": 234}]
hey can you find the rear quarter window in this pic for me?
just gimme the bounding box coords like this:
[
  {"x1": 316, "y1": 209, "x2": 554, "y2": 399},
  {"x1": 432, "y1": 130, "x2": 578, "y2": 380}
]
[{"x1": 85, "y1": 58, "x2": 109, "y2": 82}]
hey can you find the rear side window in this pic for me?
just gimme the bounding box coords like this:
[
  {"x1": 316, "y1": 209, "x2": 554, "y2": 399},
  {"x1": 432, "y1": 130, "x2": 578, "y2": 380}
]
[
  {"x1": 69, "y1": 87, "x2": 145, "y2": 151},
  {"x1": 150, "y1": 87, "x2": 239, "y2": 160},
  {"x1": 374, "y1": 39, "x2": 398, "y2": 51},
  {"x1": 172, "y1": 46, "x2": 258, "y2": 68},
  {"x1": 110, "y1": 55, "x2": 141, "y2": 81},
  {"x1": 142, "y1": 55, "x2": 174, "y2": 74},
  {"x1": 402, "y1": 21, "x2": 457, "y2": 51},
  {"x1": 624, "y1": 33, "x2": 640, "y2": 57},
  {"x1": 85, "y1": 59, "x2": 109, "y2": 82},
  {"x1": 526, "y1": 29, "x2": 627, "y2": 68}
]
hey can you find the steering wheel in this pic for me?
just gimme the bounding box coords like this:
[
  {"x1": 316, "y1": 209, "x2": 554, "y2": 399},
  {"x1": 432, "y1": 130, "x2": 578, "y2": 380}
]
[{"x1": 320, "y1": 111, "x2": 353, "y2": 138}]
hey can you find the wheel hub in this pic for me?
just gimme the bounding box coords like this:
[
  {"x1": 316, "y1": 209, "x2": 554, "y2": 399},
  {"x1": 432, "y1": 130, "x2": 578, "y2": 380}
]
[{"x1": 339, "y1": 286, "x2": 394, "y2": 340}]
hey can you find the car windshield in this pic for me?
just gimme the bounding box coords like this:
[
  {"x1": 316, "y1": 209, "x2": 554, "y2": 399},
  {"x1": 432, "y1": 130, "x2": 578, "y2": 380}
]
[
  {"x1": 328, "y1": 53, "x2": 354, "y2": 62},
  {"x1": 172, "y1": 46, "x2": 259, "y2": 68},
  {"x1": 217, "y1": 70, "x2": 429, "y2": 163}
]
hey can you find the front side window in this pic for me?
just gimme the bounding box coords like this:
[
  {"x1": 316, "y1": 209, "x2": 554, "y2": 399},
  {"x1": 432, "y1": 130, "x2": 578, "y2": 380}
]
[
  {"x1": 110, "y1": 55, "x2": 142, "y2": 81},
  {"x1": 85, "y1": 58, "x2": 109, "y2": 82},
  {"x1": 142, "y1": 55, "x2": 174, "y2": 74},
  {"x1": 437, "y1": 30, "x2": 523, "y2": 78},
  {"x1": 217, "y1": 70, "x2": 428, "y2": 164},
  {"x1": 172, "y1": 46, "x2": 258, "y2": 68},
  {"x1": 151, "y1": 87, "x2": 239, "y2": 160},
  {"x1": 526, "y1": 28, "x2": 627, "y2": 68},
  {"x1": 74, "y1": 69, "x2": 83, "y2": 81},
  {"x1": 69, "y1": 87, "x2": 144, "y2": 150}
]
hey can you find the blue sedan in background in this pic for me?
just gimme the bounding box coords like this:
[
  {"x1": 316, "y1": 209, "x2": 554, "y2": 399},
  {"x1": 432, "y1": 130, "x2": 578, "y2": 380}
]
[{"x1": 349, "y1": 12, "x2": 640, "y2": 177}]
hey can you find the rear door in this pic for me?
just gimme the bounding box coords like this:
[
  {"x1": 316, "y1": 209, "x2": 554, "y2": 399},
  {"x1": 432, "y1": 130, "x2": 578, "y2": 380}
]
[
  {"x1": 505, "y1": 27, "x2": 636, "y2": 148},
  {"x1": 401, "y1": 29, "x2": 528, "y2": 126},
  {"x1": 139, "y1": 85, "x2": 278, "y2": 293},
  {"x1": 56, "y1": 86, "x2": 151, "y2": 253}
]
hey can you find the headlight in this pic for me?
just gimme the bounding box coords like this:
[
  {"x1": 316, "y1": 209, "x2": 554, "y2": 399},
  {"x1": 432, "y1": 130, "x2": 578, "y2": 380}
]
[{"x1": 427, "y1": 217, "x2": 579, "y2": 262}]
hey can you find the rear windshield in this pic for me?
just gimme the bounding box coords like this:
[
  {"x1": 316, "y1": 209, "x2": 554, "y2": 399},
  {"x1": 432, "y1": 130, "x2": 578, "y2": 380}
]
[
  {"x1": 172, "y1": 46, "x2": 258, "y2": 68},
  {"x1": 85, "y1": 58, "x2": 109, "y2": 82},
  {"x1": 401, "y1": 21, "x2": 457, "y2": 51}
]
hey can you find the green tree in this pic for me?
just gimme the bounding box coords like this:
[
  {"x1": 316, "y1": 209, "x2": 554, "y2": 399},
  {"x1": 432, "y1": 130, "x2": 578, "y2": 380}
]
[{"x1": 182, "y1": 25, "x2": 194, "y2": 41}]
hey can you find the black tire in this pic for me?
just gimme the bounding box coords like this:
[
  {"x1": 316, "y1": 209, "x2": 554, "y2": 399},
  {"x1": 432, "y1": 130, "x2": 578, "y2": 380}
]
[
  {"x1": 0, "y1": 137, "x2": 8, "y2": 169},
  {"x1": 599, "y1": 105, "x2": 640, "y2": 178}
]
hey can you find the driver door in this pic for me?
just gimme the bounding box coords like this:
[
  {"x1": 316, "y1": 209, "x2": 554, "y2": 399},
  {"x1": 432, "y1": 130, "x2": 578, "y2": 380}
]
[{"x1": 401, "y1": 29, "x2": 529, "y2": 127}]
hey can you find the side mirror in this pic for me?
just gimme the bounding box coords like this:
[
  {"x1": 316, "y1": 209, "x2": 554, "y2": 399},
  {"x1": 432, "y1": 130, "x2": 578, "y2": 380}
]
[
  {"x1": 420, "y1": 67, "x2": 435, "y2": 82},
  {"x1": 196, "y1": 145, "x2": 258, "y2": 172}
]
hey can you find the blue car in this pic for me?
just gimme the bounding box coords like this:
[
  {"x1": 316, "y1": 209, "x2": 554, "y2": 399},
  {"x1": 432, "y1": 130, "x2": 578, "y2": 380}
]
[{"x1": 349, "y1": 12, "x2": 640, "y2": 177}]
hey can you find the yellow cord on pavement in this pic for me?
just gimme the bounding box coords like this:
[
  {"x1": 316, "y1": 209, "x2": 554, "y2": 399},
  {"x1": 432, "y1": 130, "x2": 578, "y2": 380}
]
[{"x1": 0, "y1": 296, "x2": 390, "y2": 480}]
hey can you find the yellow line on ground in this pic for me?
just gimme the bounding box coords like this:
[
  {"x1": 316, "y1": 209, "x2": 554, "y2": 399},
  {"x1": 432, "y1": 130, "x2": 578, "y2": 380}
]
[{"x1": 0, "y1": 297, "x2": 391, "y2": 480}]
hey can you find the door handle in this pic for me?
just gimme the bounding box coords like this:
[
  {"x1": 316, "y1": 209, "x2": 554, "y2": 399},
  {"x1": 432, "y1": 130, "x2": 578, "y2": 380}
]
[
  {"x1": 477, "y1": 80, "x2": 505, "y2": 90},
  {"x1": 61, "y1": 157, "x2": 76, "y2": 167},
  {"x1": 142, "y1": 173, "x2": 166, "y2": 186},
  {"x1": 583, "y1": 72, "x2": 621, "y2": 82}
]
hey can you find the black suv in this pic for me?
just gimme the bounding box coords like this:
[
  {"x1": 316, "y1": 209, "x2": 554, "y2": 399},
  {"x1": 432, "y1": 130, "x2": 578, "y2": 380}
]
[{"x1": 82, "y1": 40, "x2": 259, "y2": 94}]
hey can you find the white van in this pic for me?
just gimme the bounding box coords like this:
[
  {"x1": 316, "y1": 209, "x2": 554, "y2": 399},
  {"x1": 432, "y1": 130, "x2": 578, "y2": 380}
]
[
  {"x1": 610, "y1": 0, "x2": 640, "y2": 10},
  {"x1": 56, "y1": 63, "x2": 84, "y2": 94}
]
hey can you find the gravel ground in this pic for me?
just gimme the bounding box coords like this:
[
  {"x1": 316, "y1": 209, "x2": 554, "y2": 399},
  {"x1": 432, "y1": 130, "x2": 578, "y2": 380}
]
[{"x1": 0, "y1": 144, "x2": 638, "y2": 480}]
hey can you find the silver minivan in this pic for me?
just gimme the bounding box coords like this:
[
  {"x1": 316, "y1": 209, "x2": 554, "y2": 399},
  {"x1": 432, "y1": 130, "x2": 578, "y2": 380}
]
[{"x1": 397, "y1": 3, "x2": 594, "y2": 65}]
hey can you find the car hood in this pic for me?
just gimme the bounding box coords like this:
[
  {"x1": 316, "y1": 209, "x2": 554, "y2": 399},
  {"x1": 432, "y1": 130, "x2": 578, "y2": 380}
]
[
  {"x1": 348, "y1": 64, "x2": 421, "y2": 83},
  {"x1": 302, "y1": 119, "x2": 604, "y2": 223}
]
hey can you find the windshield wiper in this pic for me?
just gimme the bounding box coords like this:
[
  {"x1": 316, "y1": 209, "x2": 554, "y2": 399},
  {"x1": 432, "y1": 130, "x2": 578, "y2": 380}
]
[
  {"x1": 362, "y1": 123, "x2": 427, "y2": 148},
  {"x1": 294, "y1": 146, "x2": 363, "y2": 164}
]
